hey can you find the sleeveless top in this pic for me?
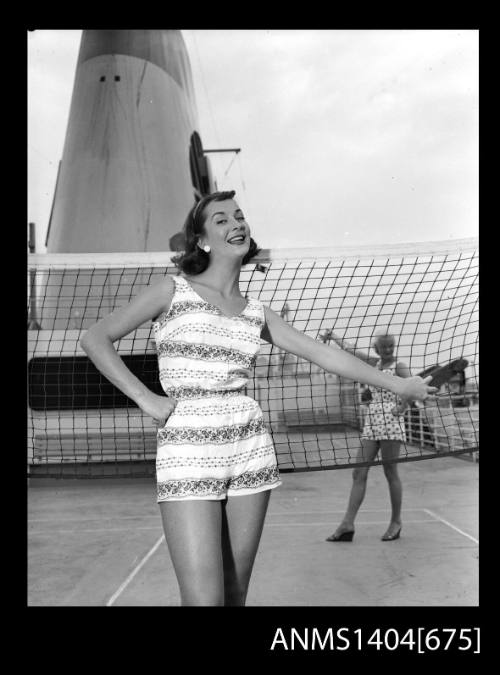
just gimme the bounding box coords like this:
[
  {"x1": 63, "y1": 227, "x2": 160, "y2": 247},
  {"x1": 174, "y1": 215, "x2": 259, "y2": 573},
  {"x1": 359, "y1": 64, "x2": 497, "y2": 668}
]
[{"x1": 152, "y1": 275, "x2": 265, "y2": 399}]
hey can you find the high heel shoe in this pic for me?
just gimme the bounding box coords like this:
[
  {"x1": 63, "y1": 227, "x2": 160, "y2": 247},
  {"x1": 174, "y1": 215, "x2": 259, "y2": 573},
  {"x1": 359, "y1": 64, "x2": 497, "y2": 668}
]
[
  {"x1": 381, "y1": 526, "x2": 402, "y2": 541},
  {"x1": 326, "y1": 530, "x2": 355, "y2": 542}
]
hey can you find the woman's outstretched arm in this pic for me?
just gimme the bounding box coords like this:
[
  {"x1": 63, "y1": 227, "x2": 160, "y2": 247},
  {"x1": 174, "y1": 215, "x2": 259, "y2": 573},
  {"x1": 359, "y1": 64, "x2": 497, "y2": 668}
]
[
  {"x1": 327, "y1": 331, "x2": 376, "y2": 365},
  {"x1": 261, "y1": 307, "x2": 436, "y2": 403},
  {"x1": 80, "y1": 276, "x2": 175, "y2": 422}
]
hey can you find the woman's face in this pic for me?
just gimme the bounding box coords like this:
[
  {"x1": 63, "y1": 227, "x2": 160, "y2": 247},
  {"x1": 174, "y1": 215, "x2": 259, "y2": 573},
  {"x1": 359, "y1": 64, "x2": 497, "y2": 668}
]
[
  {"x1": 199, "y1": 199, "x2": 251, "y2": 259},
  {"x1": 374, "y1": 336, "x2": 395, "y2": 359}
]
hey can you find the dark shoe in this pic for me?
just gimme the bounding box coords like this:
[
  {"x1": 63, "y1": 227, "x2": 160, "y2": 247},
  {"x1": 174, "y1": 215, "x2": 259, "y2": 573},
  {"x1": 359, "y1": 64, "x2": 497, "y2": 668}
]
[
  {"x1": 326, "y1": 530, "x2": 355, "y2": 542},
  {"x1": 381, "y1": 526, "x2": 401, "y2": 541}
]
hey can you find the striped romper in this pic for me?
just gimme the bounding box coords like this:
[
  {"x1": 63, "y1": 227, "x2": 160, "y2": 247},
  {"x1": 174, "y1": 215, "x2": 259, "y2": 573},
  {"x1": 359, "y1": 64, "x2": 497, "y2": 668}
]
[
  {"x1": 152, "y1": 275, "x2": 282, "y2": 501},
  {"x1": 361, "y1": 360, "x2": 407, "y2": 442}
]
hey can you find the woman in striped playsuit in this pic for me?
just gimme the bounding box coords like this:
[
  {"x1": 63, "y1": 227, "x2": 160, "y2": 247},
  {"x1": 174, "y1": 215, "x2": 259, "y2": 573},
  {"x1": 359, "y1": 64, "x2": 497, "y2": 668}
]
[{"x1": 81, "y1": 191, "x2": 436, "y2": 606}]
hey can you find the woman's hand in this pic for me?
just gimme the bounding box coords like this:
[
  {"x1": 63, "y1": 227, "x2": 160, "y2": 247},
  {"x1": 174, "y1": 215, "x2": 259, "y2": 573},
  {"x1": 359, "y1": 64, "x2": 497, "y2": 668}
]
[
  {"x1": 392, "y1": 375, "x2": 437, "y2": 416},
  {"x1": 139, "y1": 393, "x2": 176, "y2": 427},
  {"x1": 400, "y1": 375, "x2": 437, "y2": 401}
]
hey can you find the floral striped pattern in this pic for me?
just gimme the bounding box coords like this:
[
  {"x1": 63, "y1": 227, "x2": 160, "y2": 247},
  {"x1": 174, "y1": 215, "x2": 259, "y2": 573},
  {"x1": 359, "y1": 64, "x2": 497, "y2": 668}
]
[
  {"x1": 157, "y1": 466, "x2": 280, "y2": 500},
  {"x1": 158, "y1": 418, "x2": 267, "y2": 446},
  {"x1": 153, "y1": 275, "x2": 280, "y2": 501},
  {"x1": 157, "y1": 340, "x2": 256, "y2": 369}
]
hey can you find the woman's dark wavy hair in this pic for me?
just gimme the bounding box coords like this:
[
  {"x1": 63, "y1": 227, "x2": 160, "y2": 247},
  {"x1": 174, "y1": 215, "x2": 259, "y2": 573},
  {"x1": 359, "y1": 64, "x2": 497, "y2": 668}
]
[{"x1": 172, "y1": 190, "x2": 261, "y2": 275}]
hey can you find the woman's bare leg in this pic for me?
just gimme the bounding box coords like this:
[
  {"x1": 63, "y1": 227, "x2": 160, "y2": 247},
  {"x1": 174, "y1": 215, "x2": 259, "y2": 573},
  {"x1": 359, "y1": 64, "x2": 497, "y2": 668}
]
[
  {"x1": 159, "y1": 499, "x2": 225, "y2": 606},
  {"x1": 221, "y1": 489, "x2": 271, "y2": 606},
  {"x1": 380, "y1": 440, "x2": 403, "y2": 538},
  {"x1": 329, "y1": 439, "x2": 380, "y2": 537}
]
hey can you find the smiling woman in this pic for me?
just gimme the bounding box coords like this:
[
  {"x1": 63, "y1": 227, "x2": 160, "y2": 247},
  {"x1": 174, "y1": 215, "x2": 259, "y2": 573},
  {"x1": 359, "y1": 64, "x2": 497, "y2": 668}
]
[
  {"x1": 172, "y1": 190, "x2": 261, "y2": 277},
  {"x1": 78, "y1": 189, "x2": 437, "y2": 606}
]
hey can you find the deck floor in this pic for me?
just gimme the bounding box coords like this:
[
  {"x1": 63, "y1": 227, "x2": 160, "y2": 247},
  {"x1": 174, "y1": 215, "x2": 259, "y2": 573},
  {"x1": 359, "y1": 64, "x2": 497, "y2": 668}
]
[{"x1": 28, "y1": 455, "x2": 478, "y2": 606}]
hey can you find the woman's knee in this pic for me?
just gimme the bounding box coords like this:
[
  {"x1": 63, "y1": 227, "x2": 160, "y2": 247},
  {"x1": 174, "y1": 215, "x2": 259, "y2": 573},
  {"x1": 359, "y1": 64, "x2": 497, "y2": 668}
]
[
  {"x1": 222, "y1": 556, "x2": 252, "y2": 606},
  {"x1": 180, "y1": 576, "x2": 247, "y2": 606},
  {"x1": 352, "y1": 467, "x2": 369, "y2": 483},
  {"x1": 180, "y1": 582, "x2": 225, "y2": 606},
  {"x1": 224, "y1": 580, "x2": 248, "y2": 606},
  {"x1": 383, "y1": 463, "x2": 400, "y2": 481}
]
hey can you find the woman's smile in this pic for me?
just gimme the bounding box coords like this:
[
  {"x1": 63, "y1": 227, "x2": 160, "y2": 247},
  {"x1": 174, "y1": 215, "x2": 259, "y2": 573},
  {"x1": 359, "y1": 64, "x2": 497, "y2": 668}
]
[{"x1": 226, "y1": 232, "x2": 247, "y2": 245}]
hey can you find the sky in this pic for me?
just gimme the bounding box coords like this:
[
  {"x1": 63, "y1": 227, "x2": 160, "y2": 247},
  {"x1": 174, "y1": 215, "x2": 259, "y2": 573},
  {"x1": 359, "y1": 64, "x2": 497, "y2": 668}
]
[{"x1": 28, "y1": 29, "x2": 478, "y2": 254}]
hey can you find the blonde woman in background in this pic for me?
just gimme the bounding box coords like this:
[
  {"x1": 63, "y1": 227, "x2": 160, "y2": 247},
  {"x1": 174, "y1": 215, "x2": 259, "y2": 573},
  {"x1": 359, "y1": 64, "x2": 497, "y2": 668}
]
[{"x1": 326, "y1": 329, "x2": 411, "y2": 542}]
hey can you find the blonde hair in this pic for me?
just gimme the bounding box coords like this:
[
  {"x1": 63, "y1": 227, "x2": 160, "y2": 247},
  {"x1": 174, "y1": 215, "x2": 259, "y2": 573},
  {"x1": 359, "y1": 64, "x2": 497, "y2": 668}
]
[{"x1": 371, "y1": 327, "x2": 396, "y2": 349}]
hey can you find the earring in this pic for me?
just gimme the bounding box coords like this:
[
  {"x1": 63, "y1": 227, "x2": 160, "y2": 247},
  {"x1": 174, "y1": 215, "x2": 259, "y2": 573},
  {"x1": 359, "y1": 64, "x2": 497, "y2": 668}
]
[{"x1": 203, "y1": 245, "x2": 211, "y2": 253}]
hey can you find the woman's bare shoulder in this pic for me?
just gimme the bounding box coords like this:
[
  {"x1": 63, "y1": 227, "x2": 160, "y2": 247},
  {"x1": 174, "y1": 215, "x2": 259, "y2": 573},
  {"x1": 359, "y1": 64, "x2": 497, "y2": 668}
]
[{"x1": 150, "y1": 274, "x2": 176, "y2": 313}]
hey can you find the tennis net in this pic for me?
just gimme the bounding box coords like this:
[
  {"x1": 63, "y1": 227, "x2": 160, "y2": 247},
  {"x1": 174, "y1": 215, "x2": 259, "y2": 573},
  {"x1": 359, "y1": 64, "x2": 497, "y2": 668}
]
[{"x1": 27, "y1": 238, "x2": 478, "y2": 477}]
